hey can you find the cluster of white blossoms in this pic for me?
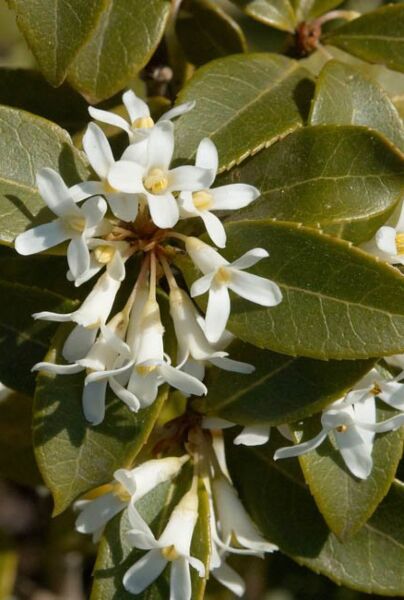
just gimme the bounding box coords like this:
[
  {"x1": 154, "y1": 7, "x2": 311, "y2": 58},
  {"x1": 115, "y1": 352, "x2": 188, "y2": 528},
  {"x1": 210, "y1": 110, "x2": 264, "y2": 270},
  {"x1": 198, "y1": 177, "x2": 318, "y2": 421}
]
[{"x1": 14, "y1": 90, "x2": 282, "y2": 597}]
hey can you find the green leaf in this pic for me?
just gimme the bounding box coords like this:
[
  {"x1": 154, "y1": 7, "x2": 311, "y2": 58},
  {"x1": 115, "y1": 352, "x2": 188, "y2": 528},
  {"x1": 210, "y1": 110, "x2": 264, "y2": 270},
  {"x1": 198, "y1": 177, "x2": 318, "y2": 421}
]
[
  {"x1": 324, "y1": 5, "x2": 404, "y2": 73},
  {"x1": 33, "y1": 326, "x2": 167, "y2": 515},
  {"x1": 195, "y1": 340, "x2": 373, "y2": 424},
  {"x1": 7, "y1": 0, "x2": 107, "y2": 86},
  {"x1": 293, "y1": 0, "x2": 344, "y2": 21},
  {"x1": 298, "y1": 406, "x2": 404, "y2": 541},
  {"x1": 91, "y1": 471, "x2": 210, "y2": 599},
  {"x1": 0, "y1": 106, "x2": 89, "y2": 246},
  {"x1": 178, "y1": 219, "x2": 404, "y2": 360},
  {"x1": 227, "y1": 434, "x2": 404, "y2": 595},
  {"x1": 310, "y1": 61, "x2": 404, "y2": 152},
  {"x1": 229, "y1": 0, "x2": 297, "y2": 32},
  {"x1": 174, "y1": 53, "x2": 314, "y2": 170},
  {"x1": 0, "y1": 68, "x2": 91, "y2": 134},
  {"x1": 0, "y1": 389, "x2": 42, "y2": 486},
  {"x1": 223, "y1": 125, "x2": 404, "y2": 243},
  {"x1": 0, "y1": 279, "x2": 76, "y2": 395},
  {"x1": 176, "y1": 0, "x2": 247, "y2": 67},
  {"x1": 67, "y1": 0, "x2": 171, "y2": 102}
]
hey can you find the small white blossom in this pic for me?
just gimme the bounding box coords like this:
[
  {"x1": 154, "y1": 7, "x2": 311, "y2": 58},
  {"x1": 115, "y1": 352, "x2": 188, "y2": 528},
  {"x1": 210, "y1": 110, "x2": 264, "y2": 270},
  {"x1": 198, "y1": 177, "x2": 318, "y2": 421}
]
[
  {"x1": 362, "y1": 202, "x2": 404, "y2": 264},
  {"x1": 124, "y1": 479, "x2": 205, "y2": 599},
  {"x1": 75, "y1": 456, "x2": 189, "y2": 542},
  {"x1": 179, "y1": 139, "x2": 259, "y2": 247},
  {"x1": 15, "y1": 168, "x2": 109, "y2": 281},
  {"x1": 186, "y1": 237, "x2": 282, "y2": 343},
  {"x1": 67, "y1": 239, "x2": 128, "y2": 286},
  {"x1": 108, "y1": 121, "x2": 212, "y2": 229},
  {"x1": 89, "y1": 89, "x2": 194, "y2": 145}
]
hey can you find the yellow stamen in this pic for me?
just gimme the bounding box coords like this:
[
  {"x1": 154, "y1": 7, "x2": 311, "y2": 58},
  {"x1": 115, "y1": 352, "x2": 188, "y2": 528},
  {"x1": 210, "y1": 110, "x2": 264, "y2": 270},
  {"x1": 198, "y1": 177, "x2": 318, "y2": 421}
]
[
  {"x1": 336, "y1": 424, "x2": 348, "y2": 433},
  {"x1": 112, "y1": 483, "x2": 131, "y2": 502},
  {"x1": 143, "y1": 168, "x2": 168, "y2": 194},
  {"x1": 371, "y1": 383, "x2": 382, "y2": 396},
  {"x1": 68, "y1": 215, "x2": 86, "y2": 233},
  {"x1": 396, "y1": 233, "x2": 404, "y2": 255},
  {"x1": 215, "y1": 266, "x2": 231, "y2": 284},
  {"x1": 192, "y1": 190, "x2": 213, "y2": 211},
  {"x1": 161, "y1": 545, "x2": 180, "y2": 561},
  {"x1": 132, "y1": 116, "x2": 154, "y2": 129},
  {"x1": 137, "y1": 365, "x2": 157, "y2": 376},
  {"x1": 94, "y1": 245, "x2": 116, "y2": 264}
]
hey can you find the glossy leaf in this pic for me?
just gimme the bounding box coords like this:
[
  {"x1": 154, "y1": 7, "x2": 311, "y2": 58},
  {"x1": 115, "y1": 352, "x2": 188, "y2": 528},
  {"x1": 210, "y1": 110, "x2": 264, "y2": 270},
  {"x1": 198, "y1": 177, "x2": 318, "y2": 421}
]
[
  {"x1": 325, "y1": 5, "x2": 404, "y2": 73},
  {"x1": 67, "y1": 0, "x2": 171, "y2": 102},
  {"x1": 0, "y1": 389, "x2": 42, "y2": 486},
  {"x1": 229, "y1": 0, "x2": 297, "y2": 32},
  {"x1": 174, "y1": 53, "x2": 314, "y2": 170},
  {"x1": 310, "y1": 61, "x2": 404, "y2": 152},
  {"x1": 7, "y1": 0, "x2": 107, "y2": 86},
  {"x1": 0, "y1": 106, "x2": 89, "y2": 246},
  {"x1": 293, "y1": 0, "x2": 344, "y2": 21},
  {"x1": 224, "y1": 125, "x2": 404, "y2": 243},
  {"x1": 298, "y1": 406, "x2": 404, "y2": 540},
  {"x1": 227, "y1": 435, "x2": 404, "y2": 595},
  {"x1": 195, "y1": 341, "x2": 373, "y2": 424},
  {"x1": 176, "y1": 0, "x2": 247, "y2": 67},
  {"x1": 0, "y1": 279, "x2": 76, "y2": 395},
  {"x1": 178, "y1": 219, "x2": 404, "y2": 359},
  {"x1": 91, "y1": 471, "x2": 210, "y2": 600},
  {"x1": 33, "y1": 326, "x2": 167, "y2": 515}
]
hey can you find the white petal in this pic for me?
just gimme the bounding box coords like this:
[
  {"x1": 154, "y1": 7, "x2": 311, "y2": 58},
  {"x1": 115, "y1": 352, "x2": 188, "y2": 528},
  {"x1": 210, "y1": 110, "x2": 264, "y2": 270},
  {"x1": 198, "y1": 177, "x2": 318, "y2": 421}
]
[
  {"x1": 127, "y1": 500, "x2": 158, "y2": 539},
  {"x1": 107, "y1": 192, "x2": 139, "y2": 221},
  {"x1": 212, "y1": 561, "x2": 245, "y2": 597},
  {"x1": 82, "y1": 380, "x2": 107, "y2": 425},
  {"x1": 83, "y1": 123, "x2": 114, "y2": 179},
  {"x1": 273, "y1": 429, "x2": 329, "y2": 460},
  {"x1": 85, "y1": 361, "x2": 133, "y2": 384},
  {"x1": 359, "y1": 413, "x2": 404, "y2": 433},
  {"x1": 379, "y1": 381, "x2": 404, "y2": 411},
  {"x1": 69, "y1": 181, "x2": 104, "y2": 202},
  {"x1": 196, "y1": 138, "x2": 218, "y2": 175},
  {"x1": 209, "y1": 356, "x2": 255, "y2": 374},
  {"x1": 88, "y1": 106, "x2": 130, "y2": 133},
  {"x1": 147, "y1": 192, "x2": 179, "y2": 229},
  {"x1": 190, "y1": 273, "x2": 214, "y2": 298},
  {"x1": 375, "y1": 226, "x2": 398, "y2": 257},
  {"x1": 109, "y1": 376, "x2": 141, "y2": 412},
  {"x1": 32, "y1": 361, "x2": 83, "y2": 375},
  {"x1": 75, "y1": 492, "x2": 125, "y2": 535},
  {"x1": 147, "y1": 121, "x2": 174, "y2": 171},
  {"x1": 36, "y1": 168, "x2": 78, "y2": 217},
  {"x1": 205, "y1": 284, "x2": 231, "y2": 343},
  {"x1": 230, "y1": 248, "x2": 268, "y2": 270},
  {"x1": 200, "y1": 211, "x2": 226, "y2": 248},
  {"x1": 108, "y1": 160, "x2": 145, "y2": 193},
  {"x1": 334, "y1": 427, "x2": 373, "y2": 479},
  {"x1": 127, "y1": 370, "x2": 159, "y2": 409},
  {"x1": 185, "y1": 237, "x2": 228, "y2": 274},
  {"x1": 234, "y1": 424, "x2": 271, "y2": 446},
  {"x1": 63, "y1": 326, "x2": 97, "y2": 362},
  {"x1": 81, "y1": 195, "x2": 107, "y2": 228},
  {"x1": 33, "y1": 310, "x2": 74, "y2": 323},
  {"x1": 67, "y1": 235, "x2": 90, "y2": 280},
  {"x1": 168, "y1": 166, "x2": 213, "y2": 192},
  {"x1": 15, "y1": 221, "x2": 69, "y2": 255},
  {"x1": 159, "y1": 363, "x2": 207, "y2": 396},
  {"x1": 202, "y1": 416, "x2": 235, "y2": 429},
  {"x1": 160, "y1": 100, "x2": 195, "y2": 122},
  {"x1": 170, "y1": 558, "x2": 192, "y2": 600},
  {"x1": 211, "y1": 184, "x2": 260, "y2": 210},
  {"x1": 229, "y1": 270, "x2": 282, "y2": 307},
  {"x1": 121, "y1": 140, "x2": 148, "y2": 165},
  {"x1": 123, "y1": 550, "x2": 167, "y2": 594},
  {"x1": 123, "y1": 90, "x2": 150, "y2": 121}
]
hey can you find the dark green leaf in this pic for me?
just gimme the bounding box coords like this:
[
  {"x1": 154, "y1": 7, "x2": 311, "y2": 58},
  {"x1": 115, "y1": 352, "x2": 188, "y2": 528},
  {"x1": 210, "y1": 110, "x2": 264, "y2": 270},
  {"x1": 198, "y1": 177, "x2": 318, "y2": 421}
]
[
  {"x1": 176, "y1": 0, "x2": 247, "y2": 67},
  {"x1": 310, "y1": 61, "x2": 404, "y2": 152},
  {"x1": 7, "y1": 0, "x2": 107, "y2": 85},
  {"x1": 298, "y1": 406, "x2": 404, "y2": 540},
  {"x1": 0, "y1": 279, "x2": 76, "y2": 395},
  {"x1": 324, "y1": 5, "x2": 404, "y2": 73},
  {"x1": 33, "y1": 326, "x2": 167, "y2": 515},
  {"x1": 224, "y1": 125, "x2": 404, "y2": 243},
  {"x1": 0, "y1": 106, "x2": 89, "y2": 246},
  {"x1": 0, "y1": 389, "x2": 42, "y2": 486},
  {"x1": 178, "y1": 219, "x2": 404, "y2": 359},
  {"x1": 174, "y1": 53, "x2": 314, "y2": 170},
  {"x1": 227, "y1": 434, "x2": 404, "y2": 594},
  {"x1": 229, "y1": 0, "x2": 297, "y2": 32},
  {"x1": 293, "y1": 0, "x2": 344, "y2": 20},
  {"x1": 195, "y1": 340, "x2": 373, "y2": 424},
  {"x1": 67, "y1": 0, "x2": 171, "y2": 102}
]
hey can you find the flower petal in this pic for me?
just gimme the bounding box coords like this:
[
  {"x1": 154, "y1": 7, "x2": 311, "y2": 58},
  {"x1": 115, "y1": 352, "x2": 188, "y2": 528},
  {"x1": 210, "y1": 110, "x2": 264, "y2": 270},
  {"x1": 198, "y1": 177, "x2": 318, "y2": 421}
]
[
  {"x1": 147, "y1": 192, "x2": 179, "y2": 229},
  {"x1": 159, "y1": 363, "x2": 207, "y2": 397},
  {"x1": 121, "y1": 139, "x2": 148, "y2": 165},
  {"x1": 123, "y1": 550, "x2": 167, "y2": 594},
  {"x1": 67, "y1": 235, "x2": 90, "y2": 280},
  {"x1": 69, "y1": 181, "x2": 103, "y2": 202},
  {"x1": 108, "y1": 192, "x2": 139, "y2": 221},
  {"x1": 83, "y1": 123, "x2": 114, "y2": 179},
  {"x1": 15, "y1": 221, "x2": 69, "y2": 255},
  {"x1": 200, "y1": 210, "x2": 226, "y2": 248},
  {"x1": 36, "y1": 168, "x2": 78, "y2": 217},
  {"x1": 63, "y1": 325, "x2": 98, "y2": 362},
  {"x1": 212, "y1": 560, "x2": 245, "y2": 597},
  {"x1": 334, "y1": 427, "x2": 373, "y2": 479},
  {"x1": 205, "y1": 284, "x2": 231, "y2": 343},
  {"x1": 109, "y1": 376, "x2": 141, "y2": 412},
  {"x1": 108, "y1": 160, "x2": 145, "y2": 193},
  {"x1": 190, "y1": 273, "x2": 214, "y2": 298},
  {"x1": 147, "y1": 120, "x2": 174, "y2": 171},
  {"x1": 122, "y1": 90, "x2": 150, "y2": 121},
  {"x1": 171, "y1": 557, "x2": 192, "y2": 600},
  {"x1": 375, "y1": 226, "x2": 397, "y2": 257},
  {"x1": 196, "y1": 138, "x2": 217, "y2": 182},
  {"x1": 234, "y1": 424, "x2": 271, "y2": 446},
  {"x1": 88, "y1": 106, "x2": 130, "y2": 133},
  {"x1": 168, "y1": 166, "x2": 213, "y2": 192},
  {"x1": 81, "y1": 195, "x2": 108, "y2": 228},
  {"x1": 229, "y1": 270, "x2": 282, "y2": 306},
  {"x1": 82, "y1": 380, "x2": 107, "y2": 425},
  {"x1": 160, "y1": 100, "x2": 195, "y2": 122},
  {"x1": 211, "y1": 184, "x2": 260, "y2": 210},
  {"x1": 274, "y1": 429, "x2": 329, "y2": 460},
  {"x1": 230, "y1": 248, "x2": 268, "y2": 270},
  {"x1": 209, "y1": 356, "x2": 255, "y2": 374},
  {"x1": 32, "y1": 361, "x2": 84, "y2": 375},
  {"x1": 75, "y1": 492, "x2": 125, "y2": 535}
]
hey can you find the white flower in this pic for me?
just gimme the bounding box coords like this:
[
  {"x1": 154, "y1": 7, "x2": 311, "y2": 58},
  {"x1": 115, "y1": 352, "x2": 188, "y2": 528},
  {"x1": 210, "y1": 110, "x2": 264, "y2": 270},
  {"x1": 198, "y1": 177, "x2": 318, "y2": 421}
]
[
  {"x1": 202, "y1": 418, "x2": 292, "y2": 447},
  {"x1": 67, "y1": 239, "x2": 128, "y2": 286},
  {"x1": 70, "y1": 123, "x2": 140, "y2": 221},
  {"x1": 361, "y1": 202, "x2": 404, "y2": 265},
  {"x1": 274, "y1": 369, "x2": 404, "y2": 479},
  {"x1": 186, "y1": 237, "x2": 282, "y2": 343},
  {"x1": 179, "y1": 139, "x2": 259, "y2": 247},
  {"x1": 89, "y1": 89, "x2": 194, "y2": 144},
  {"x1": 123, "y1": 479, "x2": 205, "y2": 599},
  {"x1": 75, "y1": 456, "x2": 189, "y2": 542},
  {"x1": 108, "y1": 121, "x2": 213, "y2": 229},
  {"x1": 15, "y1": 168, "x2": 108, "y2": 280}
]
